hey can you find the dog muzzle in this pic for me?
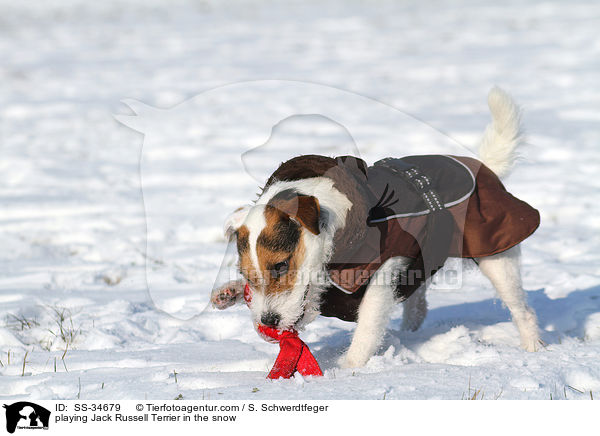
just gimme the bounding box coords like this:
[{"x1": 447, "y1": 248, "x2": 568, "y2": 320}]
[{"x1": 243, "y1": 284, "x2": 323, "y2": 379}]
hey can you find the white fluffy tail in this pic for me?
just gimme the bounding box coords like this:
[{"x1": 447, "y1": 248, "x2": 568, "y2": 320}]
[{"x1": 477, "y1": 87, "x2": 525, "y2": 179}]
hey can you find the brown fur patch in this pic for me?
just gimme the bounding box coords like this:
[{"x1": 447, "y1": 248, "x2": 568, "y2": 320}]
[
  {"x1": 256, "y1": 206, "x2": 306, "y2": 294},
  {"x1": 236, "y1": 225, "x2": 260, "y2": 288},
  {"x1": 236, "y1": 225, "x2": 249, "y2": 255},
  {"x1": 236, "y1": 208, "x2": 306, "y2": 295},
  {"x1": 267, "y1": 190, "x2": 320, "y2": 235}
]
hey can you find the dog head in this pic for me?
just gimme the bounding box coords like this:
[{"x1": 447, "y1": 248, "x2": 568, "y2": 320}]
[{"x1": 225, "y1": 189, "x2": 324, "y2": 330}]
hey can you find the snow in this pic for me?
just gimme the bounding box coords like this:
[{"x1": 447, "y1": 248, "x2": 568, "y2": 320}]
[{"x1": 1, "y1": 0, "x2": 600, "y2": 400}]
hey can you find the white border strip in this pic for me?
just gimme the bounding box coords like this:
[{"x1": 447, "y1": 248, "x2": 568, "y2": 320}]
[
  {"x1": 327, "y1": 273, "x2": 356, "y2": 294},
  {"x1": 442, "y1": 155, "x2": 476, "y2": 208}
]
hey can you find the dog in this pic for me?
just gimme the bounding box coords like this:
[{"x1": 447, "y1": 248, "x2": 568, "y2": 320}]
[{"x1": 211, "y1": 87, "x2": 542, "y2": 368}]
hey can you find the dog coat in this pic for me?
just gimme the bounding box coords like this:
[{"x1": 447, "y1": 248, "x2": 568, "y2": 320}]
[{"x1": 265, "y1": 154, "x2": 540, "y2": 322}]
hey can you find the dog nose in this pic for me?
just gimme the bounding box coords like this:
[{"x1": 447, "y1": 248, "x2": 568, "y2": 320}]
[{"x1": 261, "y1": 311, "x2": 281, "y2": 327}]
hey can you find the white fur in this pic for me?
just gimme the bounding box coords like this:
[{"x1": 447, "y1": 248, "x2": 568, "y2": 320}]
[
  {"x1": 243, "y1": 205, "x2": 267, "y2": 275},
  {"x1": 223, "y1": 205, "x2": 251, "y2": 240},
  {"x1": 477, "y1": 246, "x2": 541, "y2": 351},
  {"x1": 478, "y1": 86, "x2": 525, "y2": 179},
  {"x1": 339, "y1": 257, "x2": 412, "y2": 368}
]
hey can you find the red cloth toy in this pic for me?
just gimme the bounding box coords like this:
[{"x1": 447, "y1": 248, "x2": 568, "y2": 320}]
[{"x1": 244, "y1": 284, "x2": 323, "y2": 379}]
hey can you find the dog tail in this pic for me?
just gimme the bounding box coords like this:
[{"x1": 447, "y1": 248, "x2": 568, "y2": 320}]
[{"x1": 477, "y1": 87, "x2": 525, "y2": 179}]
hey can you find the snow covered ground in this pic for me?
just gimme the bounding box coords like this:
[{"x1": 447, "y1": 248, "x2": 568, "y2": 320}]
[{"x1": 1, "y1": 0, "x2": 600, "y2": 400}]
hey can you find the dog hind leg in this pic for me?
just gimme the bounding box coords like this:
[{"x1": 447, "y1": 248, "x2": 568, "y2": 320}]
[
  {"x1": 339, "y1": 257, "x2": 411, "y2": 368},
  {"x1": 401, "y1": 285, "x2": 428, "y2": 332},
  {"x1": 476, "y1": 245, "x2": 541, "y2": 351}
]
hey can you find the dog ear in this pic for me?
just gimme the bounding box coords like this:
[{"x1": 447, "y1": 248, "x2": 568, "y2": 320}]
[
  {"x1": 223, "y1": 205, "x2": 251, "y2": 240},
  {"x1": 276, "y1": 195, "x2": 321, "y2": 235},
  {"x1": 293, "y1": 195, "x2": 321, "y2": 235}
]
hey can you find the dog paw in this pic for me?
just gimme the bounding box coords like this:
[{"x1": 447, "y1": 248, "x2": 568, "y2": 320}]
[
  {"x1": 211, "y1": 280, "x2": 244, "y2": 310},
  {"x1": 211, "y1": 288, "x2": 237, "y2": 309},
  {"x1": 400, "y1": 317, "x2": 424, "y2": 332},
  {"x1": 338, "y1": 352, "x2": 368, "y2": 369},
  {"x1": 521, "y1": 336, "x2": 545, "y2": 352}
]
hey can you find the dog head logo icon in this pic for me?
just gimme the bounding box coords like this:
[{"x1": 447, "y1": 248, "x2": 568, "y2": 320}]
[{"x1": 3, "y1": 402, "x2": 50, "y2": 433}]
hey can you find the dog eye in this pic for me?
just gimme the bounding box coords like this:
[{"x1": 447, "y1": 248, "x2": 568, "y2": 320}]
[{"x1": 271, "y1": 260, "x2": 289, "y2": 278}]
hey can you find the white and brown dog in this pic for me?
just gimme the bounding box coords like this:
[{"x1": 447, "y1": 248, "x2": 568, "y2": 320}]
[{"x1": 212, "y1": 87, "x2": 542, "y2": 368}]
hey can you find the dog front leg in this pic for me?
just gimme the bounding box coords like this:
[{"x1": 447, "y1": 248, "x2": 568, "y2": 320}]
[
  {"x1": 211, "y1": 279, "x2": 246, "y2": 310},
  {"x1": 339, "y1": 257, "x2": 409, "y2": 368}
]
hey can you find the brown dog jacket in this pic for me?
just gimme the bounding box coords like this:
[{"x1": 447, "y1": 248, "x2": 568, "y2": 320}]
[{"x1": 264, "y1": 154, "x2": 540, "y2": 322}]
